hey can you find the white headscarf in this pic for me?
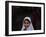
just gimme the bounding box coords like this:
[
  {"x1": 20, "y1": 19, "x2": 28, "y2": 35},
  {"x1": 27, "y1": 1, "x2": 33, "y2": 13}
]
[{"x1": 21, "y1": 17, "x2": 34, "y2": 31}]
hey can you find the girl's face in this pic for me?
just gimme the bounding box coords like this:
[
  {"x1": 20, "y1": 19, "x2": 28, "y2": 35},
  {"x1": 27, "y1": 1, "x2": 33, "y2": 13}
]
[{"x1": 24, "y1": 20, "x2": 30, "y2": 28}]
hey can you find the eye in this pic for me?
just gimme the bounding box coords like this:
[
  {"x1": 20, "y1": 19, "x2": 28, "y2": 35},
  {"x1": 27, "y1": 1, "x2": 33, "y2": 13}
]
[
  {"x1": 27, "y1": 22, "x2": 29, "y2": 24},
  {"x1": 24, "y1": 22, "x2": 26, "y2": 24},
  {"x1": 24, "y1": 21, "x2": 26, "y2": 24}
]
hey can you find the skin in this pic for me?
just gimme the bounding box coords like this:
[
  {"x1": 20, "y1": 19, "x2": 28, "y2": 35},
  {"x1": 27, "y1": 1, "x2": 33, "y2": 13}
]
[{"x1": 23, "y1": 20, "x2": 30, "y2": 29}]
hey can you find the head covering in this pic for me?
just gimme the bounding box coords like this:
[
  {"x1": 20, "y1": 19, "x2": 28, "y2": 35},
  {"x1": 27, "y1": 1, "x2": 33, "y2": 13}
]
[{"x1": 21, "y1": 17, "x2": 34, "y2": 31}]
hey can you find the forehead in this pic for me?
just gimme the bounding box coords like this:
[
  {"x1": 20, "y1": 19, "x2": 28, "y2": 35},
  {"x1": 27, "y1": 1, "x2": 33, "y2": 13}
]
[{"x1": 24, "y1": 19, "x2": 30, "y2": 23}]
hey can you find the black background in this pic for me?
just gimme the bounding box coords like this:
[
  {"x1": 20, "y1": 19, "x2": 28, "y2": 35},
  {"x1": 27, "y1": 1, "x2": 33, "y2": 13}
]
[{"x1": 12, "y1": 6, "x2": 41, "y2": 31}]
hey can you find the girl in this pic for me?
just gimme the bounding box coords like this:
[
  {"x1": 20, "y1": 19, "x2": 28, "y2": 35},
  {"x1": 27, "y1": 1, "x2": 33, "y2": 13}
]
[{"x1": 21, "y1": 17, "x2": 34, "y2": 31}]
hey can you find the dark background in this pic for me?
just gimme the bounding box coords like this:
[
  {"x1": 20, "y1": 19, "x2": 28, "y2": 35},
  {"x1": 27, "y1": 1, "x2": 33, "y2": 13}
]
[{"x1": 12, "y1": 6, "x2": 41, "y2": 31}]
